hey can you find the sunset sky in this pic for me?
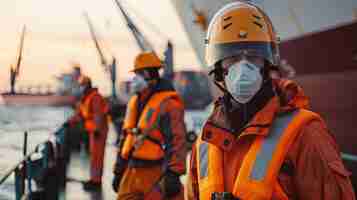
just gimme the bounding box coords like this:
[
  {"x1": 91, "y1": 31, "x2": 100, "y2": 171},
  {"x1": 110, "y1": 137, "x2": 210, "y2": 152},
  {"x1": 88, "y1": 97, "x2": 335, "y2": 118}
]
[
  {"x1": 2, "y1": 0, "x2": 356, "y2": 95},
  {"x1": 0, "y1": 0, "x2": 200, "y2": 94}
]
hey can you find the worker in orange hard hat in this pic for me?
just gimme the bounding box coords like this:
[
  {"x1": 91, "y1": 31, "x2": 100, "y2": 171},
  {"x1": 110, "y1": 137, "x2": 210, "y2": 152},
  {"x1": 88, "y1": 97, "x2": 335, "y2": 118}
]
[
  {"x1": 68, "y1": 75, "x2": 109, "y2": 191},
  {"x1": 186, "y1": 1, "x2": 355, "y2": 200},
  {"x1": 69, "y1": 63, "x2": 85, "y2": 99},
  {"x1": 112, "y1": 51, "x2": 187, "y2": 200},
  {"x1": 73, "y1": 65, "x2": 82, "y2": 81}
]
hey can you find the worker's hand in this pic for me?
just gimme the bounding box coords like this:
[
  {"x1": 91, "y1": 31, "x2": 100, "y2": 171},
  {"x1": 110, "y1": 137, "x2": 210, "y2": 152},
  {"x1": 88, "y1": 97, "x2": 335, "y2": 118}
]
[
  {"x1": 112, "y1": 155, "x2": 128, "y2": 193},
  {"x1": 160, "y1": 170, "x2": 182, "y2": 198},
  {"x1": 63, "y1": 120, "x2": 76, "y2": 128},
  {"x1": 112, "y1": 174, "x2": 122, "y2": 193},
  {"x1": 63, "y1": 121, "x2": 71, "y2": 128},
  {"x1": 93, "y1": 130, "x2": 100, "y2": 138}
]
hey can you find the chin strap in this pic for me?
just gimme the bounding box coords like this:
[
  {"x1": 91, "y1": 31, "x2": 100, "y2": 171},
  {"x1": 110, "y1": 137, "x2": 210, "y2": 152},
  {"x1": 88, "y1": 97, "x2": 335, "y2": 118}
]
[
  {"x1": 213, "y1": 80, "x2": 242, "y2": 106},
  {"x1": 209, "y1": 65, "x2": 241, "y2": 106},
  {"x1": 213, "y1": 80, "x2": 227, "y2": 95}
]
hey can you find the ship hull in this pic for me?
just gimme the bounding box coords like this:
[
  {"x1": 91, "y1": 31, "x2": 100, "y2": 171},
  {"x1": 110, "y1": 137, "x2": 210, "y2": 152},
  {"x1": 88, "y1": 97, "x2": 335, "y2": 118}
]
[{"x1": 0, "y1": 94, "x2": 76, "y2": 107}]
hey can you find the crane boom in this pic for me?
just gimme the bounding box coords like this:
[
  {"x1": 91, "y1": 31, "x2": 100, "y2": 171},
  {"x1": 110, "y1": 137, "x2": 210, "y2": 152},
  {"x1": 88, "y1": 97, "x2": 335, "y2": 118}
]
[
  {"x1": 83, "y1": 13, "x2": 108, "y2": 67},
  {"x1": 113, "y1": 0, "x2": 153, "y2": 52},
  {"x1": 83, "y1": 13, "x2": 118, "y2": 99},
  {"x1": 15, "y1": 25, "x2": 26, "y2": 75},
  {"x1": 112, "y1": 0, "x2": 174, "y2": 78}
]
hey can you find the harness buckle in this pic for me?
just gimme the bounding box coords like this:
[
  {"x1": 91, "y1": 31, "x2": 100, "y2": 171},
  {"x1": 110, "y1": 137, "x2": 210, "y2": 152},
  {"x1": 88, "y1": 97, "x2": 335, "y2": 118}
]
[{"x1": 131, "y1": 127, "x2": 140, "y2": 135}]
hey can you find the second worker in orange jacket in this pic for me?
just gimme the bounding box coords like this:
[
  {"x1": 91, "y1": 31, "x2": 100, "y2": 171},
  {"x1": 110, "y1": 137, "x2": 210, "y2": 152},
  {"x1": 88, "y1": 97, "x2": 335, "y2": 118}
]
[{"x1": 112, "y1": 52, "x2": 187, "y2": 200}]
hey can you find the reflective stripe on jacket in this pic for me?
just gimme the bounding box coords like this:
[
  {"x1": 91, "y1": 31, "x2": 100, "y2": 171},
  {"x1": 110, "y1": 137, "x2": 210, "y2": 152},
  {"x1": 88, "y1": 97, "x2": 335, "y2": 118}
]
[
  {"x1": 121, "y1": 91, "x2": 183, "y2": 161},
  {"x1": 196, "y1": 109, "x2": 322, "y2": 200}
]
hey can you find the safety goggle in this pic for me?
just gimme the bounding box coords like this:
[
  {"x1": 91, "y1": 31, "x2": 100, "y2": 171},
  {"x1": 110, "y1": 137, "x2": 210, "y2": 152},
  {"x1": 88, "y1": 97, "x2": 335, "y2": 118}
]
[{"x1": 220, "y1": 51, "x2": 265, "y2": 71}]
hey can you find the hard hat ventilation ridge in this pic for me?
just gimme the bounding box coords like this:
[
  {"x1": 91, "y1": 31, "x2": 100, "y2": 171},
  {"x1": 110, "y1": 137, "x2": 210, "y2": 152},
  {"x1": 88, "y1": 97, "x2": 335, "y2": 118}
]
[
  {"x1": 253, "y1": 21, "x2": 263, "y2": 28},
  {"x1": 223, "y1": 23, "x2": 233, "y2": 30},
  {"x1": 223, "y1": 16, "x2": 232, "y2": 21},
  {"x1": 252, "y1": 14, "x2": 261, "y2": 20}
]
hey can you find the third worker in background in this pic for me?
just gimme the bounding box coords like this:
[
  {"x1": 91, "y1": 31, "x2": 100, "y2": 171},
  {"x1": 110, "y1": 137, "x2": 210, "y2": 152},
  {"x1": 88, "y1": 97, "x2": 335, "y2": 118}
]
[
  {"x1": 71, "y1": 64, "x2": 85, "y2": 99},
  {"x1": 186, "y1": 1, "x2": 355, "y2": 200},
  {"x1": 68, "y1": 76, "x2": 109, "y2": 191},
  {"x1": 112, "y1": 52, "x2": 187, "y2": 200}
]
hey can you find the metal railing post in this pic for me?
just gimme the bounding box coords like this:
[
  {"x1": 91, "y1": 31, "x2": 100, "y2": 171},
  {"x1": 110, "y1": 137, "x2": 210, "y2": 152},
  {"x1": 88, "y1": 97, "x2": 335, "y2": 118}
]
[
  {"x1": 24, "y1": 131, "x2": 32, "y2": 200},
  {"x1": 14, "y1": 167, "x2": 24, "y2": 200},
  {"x1": 23, "y1": 132, "x2": 28, "y2": 156},
  {"x1": 26, "y1": 157, "x2": 32, "y2": 200},
  {"x1": 14, "y1": 131, "x2": 28, "y2": 200}
]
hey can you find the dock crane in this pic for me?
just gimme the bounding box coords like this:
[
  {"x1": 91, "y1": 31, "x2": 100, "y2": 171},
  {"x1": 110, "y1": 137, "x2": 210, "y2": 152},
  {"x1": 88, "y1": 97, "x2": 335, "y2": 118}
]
[
  {"x1": 10, "y1": 25, "x2": 26, "y2": 94},
  {"x1": 83, "y1": 12, "x2": 126, "y2": 139},
  {"x1": 113, "y1": 0, "x2": 174, "y2": 79},
  {"x1": 83, "y1": 13, "x2": 117, "y2": 99}
]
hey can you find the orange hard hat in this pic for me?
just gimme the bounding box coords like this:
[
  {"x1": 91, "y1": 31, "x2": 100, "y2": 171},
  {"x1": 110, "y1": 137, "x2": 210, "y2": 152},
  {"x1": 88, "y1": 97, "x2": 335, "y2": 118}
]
[
  {"x1": 71, "y1": 62, "x2": 81, "y2": 70},
  {"x1": 205, "y1": 1, "x2": 280, "y2": 67},
  {"x1": 78, "y1": 76, "x2": 91, "y2": 86},
  {"x1": 132, "y1": 51, "x2": 163, "y2": 72}
]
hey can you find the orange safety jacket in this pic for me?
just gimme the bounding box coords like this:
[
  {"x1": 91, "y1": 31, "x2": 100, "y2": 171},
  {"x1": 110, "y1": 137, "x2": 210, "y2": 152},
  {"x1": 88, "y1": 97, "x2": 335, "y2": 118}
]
[
  {"x1": 79, "y1": 89, "x2": 109, "y2": 132},
  {"x1": 195, "y1": 109, "x2": 322, "y2": 200},
  {"x1": 121, "y1": 91, "x2": 183, "y2": 161}
]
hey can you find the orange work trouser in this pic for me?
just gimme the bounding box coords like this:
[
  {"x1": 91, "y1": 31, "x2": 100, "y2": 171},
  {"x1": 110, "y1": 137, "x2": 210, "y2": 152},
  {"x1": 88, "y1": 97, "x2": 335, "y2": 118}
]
[
  {"x1": 89, "y1": 128, "x2": 108, "y2": 183},
  {"x1": 117, "y1": 165, "x2": 184, "y2": 200}
]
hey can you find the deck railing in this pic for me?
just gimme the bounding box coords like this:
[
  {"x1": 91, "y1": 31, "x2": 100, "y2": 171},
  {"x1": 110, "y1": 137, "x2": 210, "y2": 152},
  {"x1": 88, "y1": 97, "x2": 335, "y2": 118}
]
[{"x1": 0, "y1": 126, "x2": 68, "y2": 200}]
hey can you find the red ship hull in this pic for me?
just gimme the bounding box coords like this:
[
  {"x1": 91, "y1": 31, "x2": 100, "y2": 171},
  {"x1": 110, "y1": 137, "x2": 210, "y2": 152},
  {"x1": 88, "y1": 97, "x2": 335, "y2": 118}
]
[
  {"x1": 0, "y1": 93, "x2": 76, "y2": 107},
  {"x1": 279, "y1": 20, "x2": 357, "y2": 188}
]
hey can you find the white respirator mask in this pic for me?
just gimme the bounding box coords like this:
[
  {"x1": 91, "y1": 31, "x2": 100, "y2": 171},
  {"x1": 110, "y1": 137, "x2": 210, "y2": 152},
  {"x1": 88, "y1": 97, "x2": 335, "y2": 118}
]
[
  {"x1": 130, "y1": 75, "x2": 148, "y2": 94},
  {"x1": 224, "y1": 60, "x2": 263, "y2": 104},
  {"x1": 79, "y1": 86, "x2": 86, "y2": 94}
]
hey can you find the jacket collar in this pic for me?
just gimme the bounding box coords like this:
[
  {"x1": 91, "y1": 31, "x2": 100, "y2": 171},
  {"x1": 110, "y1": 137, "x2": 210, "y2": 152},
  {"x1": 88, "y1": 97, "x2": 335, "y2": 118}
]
[
  {"x1": 238, "y1": 96, "x2": 280, "y2": 138},
  {"x1": 238, "y1": 79, "x2": 310, "y2": 138}
]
